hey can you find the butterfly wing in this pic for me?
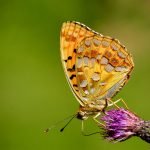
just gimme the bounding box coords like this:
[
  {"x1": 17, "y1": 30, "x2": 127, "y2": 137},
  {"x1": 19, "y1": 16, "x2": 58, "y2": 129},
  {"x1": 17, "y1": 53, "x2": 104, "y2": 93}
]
[
  {"x1": 60, "y1": 21, "x2": 97, "y2": 105},
  {"x1": 75, "y1": 35, "x2": 134, "y2": 102},
  {"x1": 60, "y1": 21, "x2": 134, "y2": 106}
]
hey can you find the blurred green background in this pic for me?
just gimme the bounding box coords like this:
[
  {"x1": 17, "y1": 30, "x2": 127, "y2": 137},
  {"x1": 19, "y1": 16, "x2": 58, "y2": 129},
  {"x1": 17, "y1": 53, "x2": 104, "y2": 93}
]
[{"x1": 1, "y1": 0, "x2": 150, "y2": 149}]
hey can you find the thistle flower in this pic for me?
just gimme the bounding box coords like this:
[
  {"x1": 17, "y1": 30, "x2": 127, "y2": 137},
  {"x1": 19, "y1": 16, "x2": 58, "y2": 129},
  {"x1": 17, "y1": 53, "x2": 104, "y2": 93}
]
[{"x1": 100, "y1": 108, "x2": 150, "y2": 143}]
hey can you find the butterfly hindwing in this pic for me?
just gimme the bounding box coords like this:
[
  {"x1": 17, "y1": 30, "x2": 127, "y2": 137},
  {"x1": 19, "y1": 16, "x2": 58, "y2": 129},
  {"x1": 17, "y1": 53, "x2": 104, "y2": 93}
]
[{"x1": 75, "y1": 35, "x2": 134, "y2": 102}]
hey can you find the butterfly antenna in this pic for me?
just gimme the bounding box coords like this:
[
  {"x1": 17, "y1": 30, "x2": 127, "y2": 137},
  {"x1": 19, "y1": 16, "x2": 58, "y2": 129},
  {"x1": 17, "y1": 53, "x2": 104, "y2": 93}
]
[
  {"x1": 44, "y1": 114, "x2": 77, "y2": 133},
  {"x1": 60, "y1": 114, "x2": 77, "y2": 132}
]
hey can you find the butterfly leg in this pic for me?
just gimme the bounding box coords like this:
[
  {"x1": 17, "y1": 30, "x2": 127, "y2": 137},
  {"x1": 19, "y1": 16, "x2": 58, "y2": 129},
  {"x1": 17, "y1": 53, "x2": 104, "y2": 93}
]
[
  {"x1": 107, "y1": 98, "x2": 121, "y2": 107},
  {"x1": 81, "y1": 120, "x2": 100, "y2": 136},
  {"x1": 81, "y1": 113, "x2": 105, "y2": 135},
  {"x1": 116, "y1": 98, "x2": 129, "y2": 109},
  {"x1": 93, "y1": 113, "x2": 105, "y2": 127},
  {"x1": 107, "y1": 98, "x2": 129, "y2": 109},
  {"x1": 81, "y1": 120, "x2": 85, "y2": 135},
  {"x1": 107, "y1": 98, "x2": 120, "y2": 109}
]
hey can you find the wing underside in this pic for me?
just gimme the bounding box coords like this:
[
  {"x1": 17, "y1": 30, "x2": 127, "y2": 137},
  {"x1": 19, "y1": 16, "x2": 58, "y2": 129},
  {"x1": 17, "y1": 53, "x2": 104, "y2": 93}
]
[{"x1": 60, "y1": 21, "x2": 134, "y2": 106}]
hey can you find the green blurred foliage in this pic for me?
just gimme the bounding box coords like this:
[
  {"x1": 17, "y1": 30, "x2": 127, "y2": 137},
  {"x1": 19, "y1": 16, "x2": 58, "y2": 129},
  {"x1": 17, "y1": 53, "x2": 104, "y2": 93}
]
[{"x1": 0, "y1": 0, "x2": 150, "y2": 149}]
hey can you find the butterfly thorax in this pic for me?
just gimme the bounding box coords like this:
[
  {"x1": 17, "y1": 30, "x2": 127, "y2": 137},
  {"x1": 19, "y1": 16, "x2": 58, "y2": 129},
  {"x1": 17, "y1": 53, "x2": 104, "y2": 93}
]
[{"x1": 77, "y1": 99, "x2": 107, "y2": 120}]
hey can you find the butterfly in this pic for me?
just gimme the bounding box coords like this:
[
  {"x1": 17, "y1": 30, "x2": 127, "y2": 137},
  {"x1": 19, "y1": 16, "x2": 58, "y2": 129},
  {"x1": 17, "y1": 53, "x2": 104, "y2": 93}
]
[{"x1": 60, "y1": 21, "x2": 134, "y2": 121}]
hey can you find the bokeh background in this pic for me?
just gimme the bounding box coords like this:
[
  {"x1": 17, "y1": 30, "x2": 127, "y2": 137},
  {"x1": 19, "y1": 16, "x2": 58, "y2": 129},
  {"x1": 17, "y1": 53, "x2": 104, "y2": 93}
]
[{"x1": 1, "y1": 0, "x2": 150, "y2": 149}]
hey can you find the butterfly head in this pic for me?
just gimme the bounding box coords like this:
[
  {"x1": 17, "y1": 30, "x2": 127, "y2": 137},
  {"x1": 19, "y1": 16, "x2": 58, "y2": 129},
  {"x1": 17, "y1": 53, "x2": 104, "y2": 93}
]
[{"x1": 77, "y1": 110, "x2": 89, "y2": 120}]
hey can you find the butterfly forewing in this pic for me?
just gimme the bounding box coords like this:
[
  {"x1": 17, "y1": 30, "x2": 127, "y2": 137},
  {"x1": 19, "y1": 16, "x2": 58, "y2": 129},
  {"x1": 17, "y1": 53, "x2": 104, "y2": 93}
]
[
  {"x1": 60, "y1": 21, "x2": 134, "y2": 107},
  {"x1": 60, "y1": 21, "x2": 96, "y2": 105}
]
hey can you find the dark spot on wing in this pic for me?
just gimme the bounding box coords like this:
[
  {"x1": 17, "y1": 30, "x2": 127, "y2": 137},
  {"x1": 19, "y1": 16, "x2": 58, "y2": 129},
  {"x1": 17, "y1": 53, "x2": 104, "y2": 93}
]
[{"x1": 70, "y1": 74, "x2": 76, "y2": 80}]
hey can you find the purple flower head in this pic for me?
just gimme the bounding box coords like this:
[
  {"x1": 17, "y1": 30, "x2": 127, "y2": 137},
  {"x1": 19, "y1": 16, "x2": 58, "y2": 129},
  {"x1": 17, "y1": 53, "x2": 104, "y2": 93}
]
[{"x1": 101, "y1": 108, "x2": 145, "y2": 142}]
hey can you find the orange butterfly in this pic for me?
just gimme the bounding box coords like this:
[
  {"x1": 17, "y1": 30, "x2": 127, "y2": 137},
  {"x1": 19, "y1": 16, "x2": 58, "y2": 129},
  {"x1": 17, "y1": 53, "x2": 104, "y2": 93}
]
[{"x1": 60, "y1": 21, "x2": 134, "y2": 122}]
